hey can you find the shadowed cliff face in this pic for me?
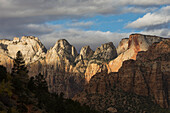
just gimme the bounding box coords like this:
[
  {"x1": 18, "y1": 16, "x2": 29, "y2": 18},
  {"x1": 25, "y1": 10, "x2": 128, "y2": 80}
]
[{"x1": 73, "y1": 39, "x2": 170, "y2": 112}]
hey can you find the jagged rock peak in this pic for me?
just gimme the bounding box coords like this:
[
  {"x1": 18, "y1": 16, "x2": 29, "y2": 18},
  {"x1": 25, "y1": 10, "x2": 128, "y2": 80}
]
[
  {"x1": 53, "y1": 39, "x2": 71, "y2": 49},
  {"x1": 93, "y1": 42, "x2": 117, "y2": 61},
  {"x1": 80, "y1": 46, "x2": 94, "y2": 59},
  {"x1": 51, "y1": 39, "x2": 78, "y2": 58}
]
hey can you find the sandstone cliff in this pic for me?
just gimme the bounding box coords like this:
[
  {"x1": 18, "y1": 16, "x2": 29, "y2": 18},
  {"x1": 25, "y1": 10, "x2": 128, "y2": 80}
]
[
  {"x1": 108, "y1": 34, "x2": 163, "y2": 72},
  {"x1": 73, "y1": 39, "x2": 170, "y2": 112}
]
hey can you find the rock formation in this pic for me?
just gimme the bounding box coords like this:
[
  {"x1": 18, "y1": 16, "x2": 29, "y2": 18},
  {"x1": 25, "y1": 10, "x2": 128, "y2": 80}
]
[
  {"x1": 108, "y1": 34, "x2": 163, "y2": 72},
  {"x1": 0, "y1": 34, "x2": 169, "y2": 100},
  {"x1": 73, "y1": 46, "x2": 94, "y2": 74},
  {"x1": 92, "y1": 42, "x2": 117, "y2": 61},
  {"x1": 73, "y1": 39, "x2": 170, "y2": 112},
  {"x1": 8, "y1": 36, "x2": 47, "y2": 64},
  {"x1": 116, "y1": 38, "x2": 129, "y2": 55},
  {"x1": 0, "y1": 36, "x2": 46, "y2": 72},
  {"x1": 45, "y1": 39, "x2": 77, "y2": 72},
  {"x1": 84, "y1": 42, "x2": 117, "y2": 82},
  {"x1": 76, "y1": 45, "x2": 94, "y2": 61},
  {"x1": 28, "y1": 39, "x2": 86, "y2": 98}
]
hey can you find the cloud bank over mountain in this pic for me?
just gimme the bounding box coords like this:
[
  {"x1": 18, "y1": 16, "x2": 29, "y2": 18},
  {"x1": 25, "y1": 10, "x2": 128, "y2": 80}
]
[{"x1": 0, "y1": 0, "x2": 169, "y2": 50}]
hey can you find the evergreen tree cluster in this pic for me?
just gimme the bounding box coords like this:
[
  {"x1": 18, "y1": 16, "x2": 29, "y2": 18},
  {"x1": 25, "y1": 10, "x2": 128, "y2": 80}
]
[{"x1": 0, "y1": 51, "x2": 98, "y2": 113}]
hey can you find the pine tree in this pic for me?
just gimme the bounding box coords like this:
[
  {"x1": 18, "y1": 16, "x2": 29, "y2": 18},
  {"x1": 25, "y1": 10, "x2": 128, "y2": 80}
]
[
  {"x1": 12, "y1": 51, "x2": 27, "y2": 76},
  {"x1": 11, "y1": 51, "x2": 29, "y2": 112},
  {"x1": 12, "y1": 51, "x2": 29, "y2": 92}
]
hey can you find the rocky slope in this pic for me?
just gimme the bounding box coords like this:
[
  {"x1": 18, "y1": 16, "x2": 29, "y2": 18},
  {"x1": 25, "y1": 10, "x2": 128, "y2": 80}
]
[{"x1": 73, "y1": 39, "x2": 170, "y2": 112}]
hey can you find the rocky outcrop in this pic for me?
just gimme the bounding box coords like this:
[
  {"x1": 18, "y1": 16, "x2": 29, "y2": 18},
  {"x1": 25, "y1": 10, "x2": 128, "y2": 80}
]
[
  {"x1": 45, "y1": 39, "x2": 77, "y2": 72},
  {"x1": 0, "y1": 54, "x2": 13, "y2": 73},
  {"x1": 116, "y1": 38, "x2": 128, "y2": 55},
  {"x1": 73, "y1": 46, "x2": 94, "y2": 74},
  {"x1": 108, "y1": 34, "x2": 163, "y2": 72},
  {"x1": 84, "y1": 61, "x2": 108, "y2": 82},
  {"x1": 75, "y1": 45, "x2": 94, "y2": 61},
  {"x1": 7, "y1": 36, "x2": 47, "y2": 64},
  {"x1": 73, "y1": 39, "x2": 170, "y2": 112},
  {"x1": 92, "y1": 42, "x2": 117, "y2": 61},
  {"x1": 0, "y1": 36, "x2": 46, "y2": 72},
  {"x1": 0, "y1": 36, "x2": 46, "y2": 64},
  {"x1": 84, "y1": 42, "x2": 117, "y2": 82}
]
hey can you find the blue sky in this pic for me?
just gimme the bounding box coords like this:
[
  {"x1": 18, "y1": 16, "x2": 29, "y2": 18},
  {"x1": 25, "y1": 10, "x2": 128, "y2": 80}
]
[
  {"x1": 0, "y1": 0, "x2": 169, "y2": 50},
  {"x1": 47, "y1": 13, "x2": 144, "y2": 33}
]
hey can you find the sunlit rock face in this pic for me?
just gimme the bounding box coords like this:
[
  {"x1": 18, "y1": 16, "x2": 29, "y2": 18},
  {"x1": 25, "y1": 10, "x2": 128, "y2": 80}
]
[
  {"x1": 0, "y1": 36, "x2": 46, "y2": 72},
  {"x1": 116, "y1": 38, "x2": 129, "y2": 55},
  {"x1": 108, "y1": 34, "x2": 163, "y2": 73},
  {"x1": 45, "y1": 39, "x2": 78, "y2": 73},
  {"x1": 9, "y1": 36, "x2": 46, "y2": 64}
]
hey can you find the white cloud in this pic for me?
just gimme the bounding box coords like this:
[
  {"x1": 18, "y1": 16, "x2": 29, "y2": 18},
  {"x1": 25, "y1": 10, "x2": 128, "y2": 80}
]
[
  {"x1": 128, "y1": 0, "x2": 170, "y2": 6},
  {"x1": 67, "y1": 21, "x2": 94, "y2": 28},
  {"x1": 126, "y1": 6, "x2": 170, "y2": 29},
  {"x1": 26, "y1": 24, "x2": 63, "y2": 33}
]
